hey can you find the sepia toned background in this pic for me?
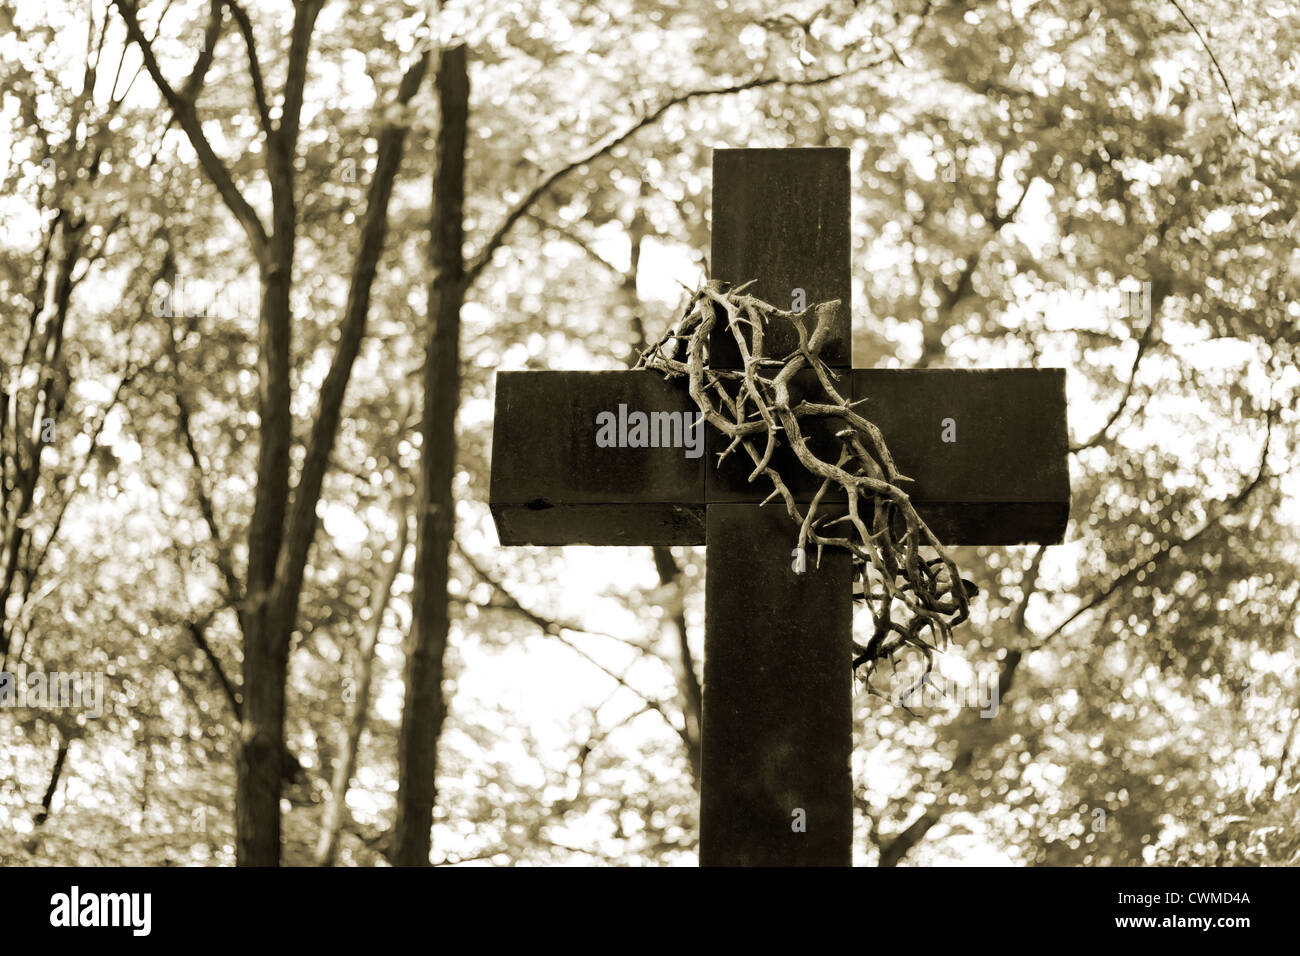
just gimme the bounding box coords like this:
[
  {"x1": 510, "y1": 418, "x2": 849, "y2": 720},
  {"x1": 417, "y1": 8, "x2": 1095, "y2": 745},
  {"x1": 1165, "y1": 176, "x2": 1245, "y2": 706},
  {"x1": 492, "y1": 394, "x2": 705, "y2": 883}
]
[{"x1": 1, "y1": 0, "x2": 1297, "y2": 865}]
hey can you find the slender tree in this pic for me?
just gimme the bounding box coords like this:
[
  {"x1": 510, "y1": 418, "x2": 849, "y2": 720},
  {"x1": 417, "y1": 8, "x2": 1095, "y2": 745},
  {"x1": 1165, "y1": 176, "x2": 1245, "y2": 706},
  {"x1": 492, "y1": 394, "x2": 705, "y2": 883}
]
[
  {"x1": 392, "y1": 42, "x2": 469, "y2": 867},
  {"x1": 115, "y1": 0, "x2": 429, "y2": 864}
]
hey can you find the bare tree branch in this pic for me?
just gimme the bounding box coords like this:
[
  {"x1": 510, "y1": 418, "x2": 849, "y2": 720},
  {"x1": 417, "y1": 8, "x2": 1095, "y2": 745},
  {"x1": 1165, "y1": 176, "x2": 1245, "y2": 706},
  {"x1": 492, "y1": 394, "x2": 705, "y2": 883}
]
[
  {"x1": 171, "y1": 366, "x2": 247, "y2": 616},
  {"x1": 1071, "y1": 308, "x2": 1158, "y2": 452},
  {"x1": 112, "y1": 0, "x2": 269, "y2": 254},
  {"x1": 223, "y1": 0, "x2": 272, "y2": 134},
  {"x1": 24, "y1": 357, "x2": 140, "y2": 602},
  {"x1": 187, "y1": 614, "x2": 242, "y2": 717},
  {"x1": 456, "y1": 544, "x2": 689, "y2": 748},
  {"x1": 1167, "y1": 0, "x2": 1242, "y2": 131},
  {"x1": 316, "y1": 496, "x2": 410, "y2": 866},
  {"x1": 1035, "y1": 406, "x2": 1276, "y2": 650},
  {"x1": 31, "y1": 731, "x2": 70, "y2": 828},
  {"x1": 876, "y1": 546, "x2": 1044, "y2": 866},
  {"x1": 464, "y1": 64, "x2": 888, "y2": 287},
  {"x1": 271, "y1": 0, "x2": 323, "y2": 163},
  {"x1": 270, "y1": 48, "x2": 430, "y2": 651},
  {"x1": 526, "y1": 213, "x2": 625, "y2": 275}
]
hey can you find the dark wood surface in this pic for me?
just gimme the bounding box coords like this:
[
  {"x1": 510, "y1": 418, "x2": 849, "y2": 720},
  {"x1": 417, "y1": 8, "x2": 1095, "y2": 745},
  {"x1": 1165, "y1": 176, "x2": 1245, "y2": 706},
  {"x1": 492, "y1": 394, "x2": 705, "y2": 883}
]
[
  {"x1": 491, "y1": 368, "x2": 1069, "y2": 546},
  {"x1": 710, "y1": 148, "x2": 852, "y2": 369},
  {"x1": 701, "y1": 503, "x2": 853, "y2": 866}
]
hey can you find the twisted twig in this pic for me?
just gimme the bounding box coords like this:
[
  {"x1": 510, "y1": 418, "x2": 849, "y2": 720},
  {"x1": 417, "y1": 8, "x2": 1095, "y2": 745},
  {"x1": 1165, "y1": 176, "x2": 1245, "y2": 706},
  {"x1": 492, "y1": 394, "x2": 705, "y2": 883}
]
[{"x1": 637, "y1": 280, "x2": 976, "y2": 688}]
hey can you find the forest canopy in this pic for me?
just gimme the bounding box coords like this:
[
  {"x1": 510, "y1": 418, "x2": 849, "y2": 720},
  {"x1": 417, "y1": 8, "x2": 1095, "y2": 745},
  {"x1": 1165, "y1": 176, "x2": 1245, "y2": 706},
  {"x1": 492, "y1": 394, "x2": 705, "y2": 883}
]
[{"x1": 1, "y1": 0, "x2": 1297, "y2": 866}]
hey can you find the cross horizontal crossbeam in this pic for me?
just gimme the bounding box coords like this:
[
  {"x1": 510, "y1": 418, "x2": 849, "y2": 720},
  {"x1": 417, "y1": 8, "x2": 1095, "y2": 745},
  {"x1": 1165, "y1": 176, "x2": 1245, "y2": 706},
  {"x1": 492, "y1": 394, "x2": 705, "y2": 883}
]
[{"x1": 490, "y1": 367, "x2": 1069, "y2": 547}]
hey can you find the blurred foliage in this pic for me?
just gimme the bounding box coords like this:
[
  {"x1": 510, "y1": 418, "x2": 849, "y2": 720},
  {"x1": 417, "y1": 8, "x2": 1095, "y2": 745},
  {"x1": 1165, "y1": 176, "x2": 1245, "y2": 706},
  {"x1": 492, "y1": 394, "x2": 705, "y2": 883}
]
[{"x1": 1, "y1": 0, "x2": 1297, "y2": 865}]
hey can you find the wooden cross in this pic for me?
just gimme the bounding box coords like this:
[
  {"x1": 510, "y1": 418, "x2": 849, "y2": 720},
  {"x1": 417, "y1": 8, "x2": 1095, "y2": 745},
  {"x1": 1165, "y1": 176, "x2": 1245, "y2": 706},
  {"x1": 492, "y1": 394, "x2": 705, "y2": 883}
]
[{"x1": 489, "y1": 148, "x2": 1069, "y2": 866}]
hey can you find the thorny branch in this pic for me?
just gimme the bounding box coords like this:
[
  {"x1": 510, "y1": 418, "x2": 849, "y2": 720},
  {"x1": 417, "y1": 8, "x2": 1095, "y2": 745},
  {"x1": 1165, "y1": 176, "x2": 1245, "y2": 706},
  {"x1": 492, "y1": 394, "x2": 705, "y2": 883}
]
[{"x1": 637, "y1": 281, "x2": 978, "y2": 684}]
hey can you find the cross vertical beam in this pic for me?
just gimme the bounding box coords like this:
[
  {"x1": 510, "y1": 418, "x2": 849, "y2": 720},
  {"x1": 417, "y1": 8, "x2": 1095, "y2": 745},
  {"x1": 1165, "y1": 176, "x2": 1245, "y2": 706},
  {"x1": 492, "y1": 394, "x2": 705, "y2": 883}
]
[
  {"x1": 710, "y1": 148, "x2": 852, "y2": 368},
  {"x1": 702, "y1": 504, "x2": 853, "y2": 866},
  {"x1": 700, "y1": 148, "x2": 854, "y2": 865}
]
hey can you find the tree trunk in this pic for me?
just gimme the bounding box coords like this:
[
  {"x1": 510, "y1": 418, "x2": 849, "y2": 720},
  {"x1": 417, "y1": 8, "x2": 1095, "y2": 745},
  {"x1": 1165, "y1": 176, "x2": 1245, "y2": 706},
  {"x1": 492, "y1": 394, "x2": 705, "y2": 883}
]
[
  {"x1": 235, "y1": 258, "x2": 296, "y2": 868},
  {"x1": 392, "y1": 43, "x2": 469, "y2": 867}
]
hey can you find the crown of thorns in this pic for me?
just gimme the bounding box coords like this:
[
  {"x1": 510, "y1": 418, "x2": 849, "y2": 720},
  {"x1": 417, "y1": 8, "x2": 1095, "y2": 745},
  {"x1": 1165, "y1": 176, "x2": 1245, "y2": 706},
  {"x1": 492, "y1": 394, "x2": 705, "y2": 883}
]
[{"x1": 637, "y1": 280, "x2": 978, "y2": 687}]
